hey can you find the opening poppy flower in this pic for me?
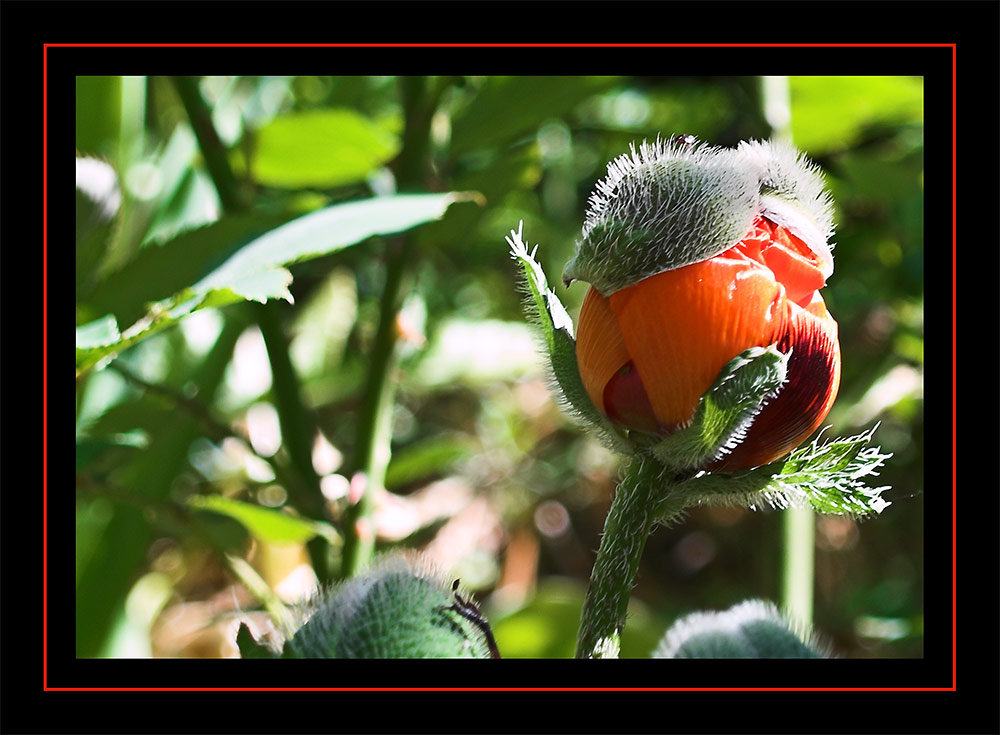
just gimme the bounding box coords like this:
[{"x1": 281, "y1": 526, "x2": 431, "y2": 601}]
[{"x1": 576, "y1": 215, "x2": 841, "y2": 471}]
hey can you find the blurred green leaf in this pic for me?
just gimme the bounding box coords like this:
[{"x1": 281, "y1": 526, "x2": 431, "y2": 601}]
[
  {"x1": 790, "y1": 76, "x2": 922, "y2": 153},
  {"x1": 80, "y1": 211, "x2": 293, "y2": 328},
  {"x1": 384, "y1": 434, "x2": 476, "y2": 490},
  {"x1": 450, "y1": 76, "x2": 620, "y2": 155},
  {"x1": 76, "y1": 193, "x2": 477, "y2": 376},
  {"x1": 76, "y1": 317, "x2": 244, "y2": 657},
  {"x1": 251, "y1": 109, "x2": 400, "y2": 188},
  {"x1": 76, "y1": 430, "x2": 149, "y2": 470},
  {"x1": 76, "y1": 76, "x2": 122, "y2": 156},
  {"x1": 187, "y1": 495, "x2": 340, "y2": 545},
  {"x1": 490, "y1": 580, "x2": 664, "y2": 658}
]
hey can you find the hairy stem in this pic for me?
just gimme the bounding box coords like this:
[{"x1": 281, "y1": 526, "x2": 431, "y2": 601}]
[{"x1": 576, "y1": 456, "x2": 681, "y2": 658}]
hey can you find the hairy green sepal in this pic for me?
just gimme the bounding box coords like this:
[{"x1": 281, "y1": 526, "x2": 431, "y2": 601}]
[
  {"x1": 507, "y1": 222, "x2": 633, "y2": 456},
  {"x1": 648, "y1": 345, "x2": 789, "y2": 472},
  {"x1": 650, "y1": 425, "x2": 893, "y2": 522},
  {"x1": 562, "y1": 137, "x2": 835, "y2": 296}
]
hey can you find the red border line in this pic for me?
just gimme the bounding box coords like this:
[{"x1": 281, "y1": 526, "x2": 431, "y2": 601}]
[
  {"x1": 42, "y1": 42, "x2": 50, "y2": 692},
  {"x1": 42, "y1": 687, "x2": 960, "y2": 692},
  {"x1": 950, "y1": 42, "x2": 958, "y2": 691},
  {"x1": 53, "y1": 44, "x2": 956, "y2": 693},
  {"x1": 44, "y1": 42, "x2": 957, "y2": 49}
]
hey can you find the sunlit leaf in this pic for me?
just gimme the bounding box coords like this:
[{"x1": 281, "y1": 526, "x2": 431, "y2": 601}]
[
  {"x1": 251, "y1": 109, "x2": 400, "y2": 188},
  {"x1": 76, "y1": 314, "x2": 121, "y2": 350},
  {"x1": 76, "y1": 193, "x2": 478, "y2": 376},
  {"x1": 790, "y1": 76, "x2": 923, "y2": 153},
  {"x1": 80, "y1": 211, "x2": 293, "y2": 328}
]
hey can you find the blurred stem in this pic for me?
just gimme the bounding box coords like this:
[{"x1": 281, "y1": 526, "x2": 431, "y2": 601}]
[
  {"x1": 761, "y1": 74, "x2": 815, "y2": 627},
  {"x1": 338, "y1": 242, "x2": 412, "y2": 577},
  {"x1": 340, "y1": 76, "x2": 438, "y2": 578},
  {"x1": 251, "y1": 302, "x2": 326, "y2": 524},
  {"x1": 576, "y1": 456, "x2": 678, "y2": 658},
  {"x1": 172, "y1": 75, "x2": 331, "y2": 578},
  {"x1": 170, "y1": 75, "x2": 244, "y2": 213},
  {"x1": 782, "y1": 507, "x2": 815, "y2": 627}
]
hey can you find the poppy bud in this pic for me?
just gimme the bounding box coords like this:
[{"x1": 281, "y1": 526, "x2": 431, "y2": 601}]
[{"x1": 571, "y1": 138, "x2": 841, "y2": 471}]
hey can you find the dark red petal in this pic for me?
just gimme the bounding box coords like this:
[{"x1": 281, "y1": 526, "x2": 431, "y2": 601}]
[
  {"x1": 603, "y1": 360, "x2": 660, "y2": 433},
  {"x1": 708, "y1": 298, "x2": 841, "y2": 471}
]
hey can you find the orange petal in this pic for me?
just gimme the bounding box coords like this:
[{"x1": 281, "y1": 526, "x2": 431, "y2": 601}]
[
  {"x1": 608, "y1": 253, "x2": 788, "y2": 431},
  {"x1": 576, "y1": 285, "x2": 632, "y2": 417},
  {"x1": 710, "y1": 294, "x2": 841, "y2": 471},
  {"x1": 760, "y1": 221, "x2": 828, "y2": 307}
]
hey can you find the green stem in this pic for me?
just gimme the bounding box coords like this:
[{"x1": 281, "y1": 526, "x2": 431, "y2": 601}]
[
  {"x1": 170, "y1": 75, "x2": 244, "y2": 213},
  {"x1": 251, "y1": 302, "x2": 325, "y2": 523},
  {"x1": 576, "y1": 456, "x2": 679, "y2": 658},
  {"x1": 339, "y1": 238, "x2": 414, "y2": 577},
  {"x1": 782, "y1": 506, "x2": 815, "y2": 628},
  {"x1": 340, "y1": 76, "x2": 439, "y2": 578},
  {"x1": 760, "y1": 74, "x2": 815, "y2": 627}
]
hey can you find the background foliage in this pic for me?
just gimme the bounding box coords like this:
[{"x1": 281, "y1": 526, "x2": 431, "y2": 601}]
[{"x1": 75, "y1": 75, "x2": 923, "y2": 659}]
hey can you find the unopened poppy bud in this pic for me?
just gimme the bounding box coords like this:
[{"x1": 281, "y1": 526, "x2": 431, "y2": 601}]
[{"x1": 571, "y1": 137, "x2": 841, "y2": 471}]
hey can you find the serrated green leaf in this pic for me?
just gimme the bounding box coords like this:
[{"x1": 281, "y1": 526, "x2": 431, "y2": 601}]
[
  {"x1": 76, "y1": 314, "x2": 121, "y2": 350},
  {"x1": 649, "y1": 346, "x2": 789, "y2": 472},
  {"x1": 76, "y1": 193, "x2": 477, "y2": 377},
  {"x1": 506, "y1": 222, "x2": 632, "y2": 456},
  {"x1": 654, "y1": 425, "x2": 893, "y2": 520},
  {"x1": 187, "y1": 495, "x2": 340, "y2": 546},
  {"x1": 251, "y1": 109, "x2": 400, "y2": 188}
]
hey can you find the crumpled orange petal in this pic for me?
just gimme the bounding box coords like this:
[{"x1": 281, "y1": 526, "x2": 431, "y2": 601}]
[
  {"x1": 575, "y1": 216, "x2": 841, "y2": 470},
  {"x1": 608, "y1": 248, "x2": 788, "y2": 432}
]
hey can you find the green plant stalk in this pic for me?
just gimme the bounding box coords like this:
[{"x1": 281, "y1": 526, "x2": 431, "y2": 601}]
[
  {"x1": 172, "y1": 77, "x2": 330, "y2": 576},
  {"x1": 760, "y1": 73, "x2": 816, "y2": 627},
  {"x1": 576, "y1": 456, "x2": 684, "y2": 658},
  {"x1": 340, "y1": 239, "x2": 414, "y2": 577},
  {"x1": 782, "y1": 506, "x2": 815, "y2": 628},
  {"x1": 170, "y1": 75, "x2": 244, "y2": 213},
  {"x1": 340, "y1": 76, "x2": 438, "y2": 578},
  {"x1": 252, "y1": 302, "x2": 326, "y2": 522}
]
